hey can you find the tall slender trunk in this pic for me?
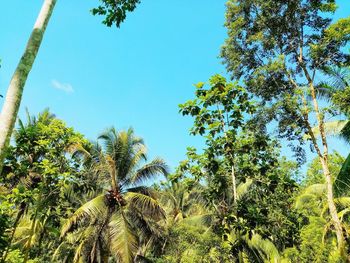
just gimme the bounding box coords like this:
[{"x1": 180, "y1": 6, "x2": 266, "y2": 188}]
[
  {"x1": 321, "y1": 157, "x2": 345, "y2": 255},
  {"x1": 300, "y1": 62, "x2": 346, "y2": 255},
  {"x1": 231, "y1": 164, "x2": 237, "y2": 204},
  {"x1": 0, "y1": 0, "x2": 57, "y2": 173}
]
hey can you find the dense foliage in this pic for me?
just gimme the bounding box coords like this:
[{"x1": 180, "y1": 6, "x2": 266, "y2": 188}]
[{"x1": 0, "y1": 0, "x2": 349, "y2": 262}]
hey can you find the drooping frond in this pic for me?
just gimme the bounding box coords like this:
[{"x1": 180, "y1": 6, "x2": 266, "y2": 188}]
[
  {"x1": 334, "y1": 153, "x2": 350, "y2": 197},
  {"x1": 296, "y1": 194, "x2": 320, "y2": 210},
  {"x1": 127, "y1": 186, "x2": 158, "y2": 198},
  {"x1": 61, "y1": 195, "x2": 106, "y2": 237},
  {"x1": 57, "y1": 225, "x2": 100, "y2": 263},
  {"x1": 302, "y1": 184, "x2": 326, "y2": 195},
  {"x1": 295, "y1": 184, "x2": 326, "y2": 209},
  {"x1": 306, "y1": 120, "x2": 348, "y2": 140},
  {"x1": 323, "y1": 66, "x2": 350, "y2": 90},
  {"x1": 126, "y1": 206, "x2": 164, "y2": 242},
  {"x1": 339, "y1": 121, "x2": 350, "y2": 143},
  {"x1": 314, "y1": 82, "x2": 337, "y2": 101},
  {"x1": 109, "y1": 212, "x2": 138, "y2": 263},
  {"x1": 181, "y1": 213, "x2": 214, "y2": 227},
  {"x1": 237, "y1": 178, "x2": 253, "y2": 200},
  {"x1": 335, "y1": 197, "x2": 350, "y2": 208},
  {"x1": 338, "y1": 208, "x2": 350, "y2": 222},
  {"x1": 13, "y1": 215, "x2": 43, "y2": 249},
  {"x1": 247, "y1": 233, "x2": 280, "y2": 263},
  {"x1": 131, "y1": 158, "x2": 169, "y2": 185},
  {"x1": 125, "y1": 192, "x2": 166, "y2": 220}
]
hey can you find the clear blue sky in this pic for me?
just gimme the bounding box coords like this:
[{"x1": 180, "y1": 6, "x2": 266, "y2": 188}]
[{"x1": 0, "y1": 0, "x2": 349, "y2": 173}]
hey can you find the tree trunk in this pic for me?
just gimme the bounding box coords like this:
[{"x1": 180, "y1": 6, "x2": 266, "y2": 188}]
[
  {"x1": 231, "y1": 164, "x2": 237, "y2": 204},
  {"x1": 300, "y1": 62, "x2": 346, "y2": 255},
  {"x1": 0, "y1": 0, "x2": 57, "y2": 173},
  {"x1": 321, "y1": 156, "x2": 346, "y2": 256}
]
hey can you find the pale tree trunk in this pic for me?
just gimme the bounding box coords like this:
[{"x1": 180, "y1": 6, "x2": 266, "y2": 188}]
[
  {"x1": 231, "y1": 164, "x2": 237, "y2": 204},
  {"x1": 218, "y1": 108, "x2": 238, "y2": 205},
  {"x1": 299, "y1": 62, "x2": 346, "y2": 256},
  {"x1": 321, "y1": 157, "x2": 345, "y2": 254},
  {"x1": 0, "y1": 0, "x2": 57, "y2": 173}
]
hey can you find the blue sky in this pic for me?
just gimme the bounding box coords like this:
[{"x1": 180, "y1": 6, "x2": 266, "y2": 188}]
[{"x1": 0, "y1": 0, "x2": 349, "y2": 173}]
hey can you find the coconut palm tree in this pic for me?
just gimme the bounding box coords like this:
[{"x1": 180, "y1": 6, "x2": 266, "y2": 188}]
[
  {"x1": 160, "y1": 176, "x2": 208, "y2": 224},
  {"x1": 60, "y1": 127, "x2": 168, "y2": 263}
]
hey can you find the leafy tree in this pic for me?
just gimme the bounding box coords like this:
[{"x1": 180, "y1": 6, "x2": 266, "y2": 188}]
[
  {"x1": 221, "y1": 0, "x2": 350, "y2": 255},
  {"x1": 179, "y1": 75, "x2": 302, "y2": 260},
  {"x1": 0, "y1": 109, "x2": 89, "y2": 262},
  {"x1": 179, "y1": 74, "x2": 256, "y2": 204}
]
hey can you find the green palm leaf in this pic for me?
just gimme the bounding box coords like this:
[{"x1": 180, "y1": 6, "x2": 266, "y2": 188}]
[
  {"x1": 127, "y1": 186, "x2": 158, "y2": 198},
  {"x1": 304, "y1": 120, "x2": 348, "y2": 140},
  {"x1": 248, "y1": 233, "x2": 280, "y2": 263},
  {"x1": 132, "y1": 158, "x2": 169, "y2": 184},
  {"x1": 334, "y1": 153, "x2": 350, "y2": 197},
  {"x1": 109, "y1": 212, "x2": 138, "y2": 263},
  {"x1": 295, "y1": 184, "x2": 326, "y2": 209},
  {"x1": 61, "y1": 195, "x2": 106, "y2": 237},
  {"x1": 126, "y1": 192, "x2": 166, "y2": 220},
  {"x1": 237, "y1": 178, "x2": 253, "y2": 200}
]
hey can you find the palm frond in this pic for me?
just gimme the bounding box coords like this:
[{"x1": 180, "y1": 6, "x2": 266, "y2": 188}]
[
  {"x1": 295, "y1": 184, "x2": 326, "y2": 209},
  {"x1": 126, "y1": 206, "x2": 164, "y2": 241},
  {"x1": 248, "y1": 233, "x2": 280, "y2": 263},
  {"x1": 340, "y1": 121, "x2": 350, "y2": 143},
  {"x1": 323, "y1": 66, "x2": 350, "y2": 90},
  {"x1": 334, "y1": 153, "x2": 350, "y2": 197},
  {"x1": 127, "y1": 186, "x2": 158, "y2": 198},
  {"x1": 338, "y1": 208, "x2": 350, "y2": 222},
  {"x1": 131, "y1": 158, "x2": 169, "y2": 185},
  {"x1": 301, "y1": 184, "x2": 326, "y2": 195},
  {"x1": 305, "y1": 120, "x2": 348, "y2": 140},
  {"x1": 237, "y1": 178, "x2": 253, "y2": 200},
  {"x1": 314, "y1": 82, "x2": 336, "y2": 101},
  {"x1": 335, "y1": 196, "x2": 350, "y2": 208},
  {"x1": 181, "y1": 213, "x2": 214, "y2": 226},
  {"x1": 109, "y1": 212, "x2": 138, "y2": 263},
  {"x1": 61, "y1": 195, "x2": 106, "y2": 237},
  {"x1": 126, "y1": 192, "x2": 166, "y2": 220}
]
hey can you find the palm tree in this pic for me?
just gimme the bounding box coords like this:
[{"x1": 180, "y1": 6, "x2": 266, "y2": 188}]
[
  {"x1": 160, "y1": 177, "x2": 208, "y2": 224},
  {"x1": 60, "y1": 127, "x2": 168, "y2": 263}
]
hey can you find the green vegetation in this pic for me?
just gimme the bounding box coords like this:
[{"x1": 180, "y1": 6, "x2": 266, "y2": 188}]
[{"x1": 1, "y1": 0, "x2": 350, "y2": 262}]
